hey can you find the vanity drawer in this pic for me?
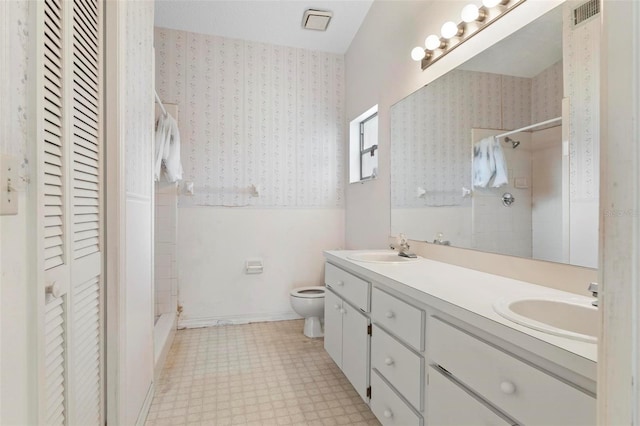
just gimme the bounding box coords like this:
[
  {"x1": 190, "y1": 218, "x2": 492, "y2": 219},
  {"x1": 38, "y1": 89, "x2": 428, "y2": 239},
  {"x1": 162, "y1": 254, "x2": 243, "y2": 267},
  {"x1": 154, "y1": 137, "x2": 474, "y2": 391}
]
[
  {"x1": 325, "y1": 263, "x2": 370, "y2": 312},
  {"x1": 372, "y1": 288, "x2": 424, "y2": 351},
  {"x1": 371, "y1": 325, "x2": 423, "y2": 411},
  {"x1": 427, "y1": 366, "x2": 516, "y2": 426},
  {"x1": 429, "y1": 317, "x2": 596, "y2": 426},
  {"x1": 371, "y1": 369, "x2": 423, "y2": 426}
]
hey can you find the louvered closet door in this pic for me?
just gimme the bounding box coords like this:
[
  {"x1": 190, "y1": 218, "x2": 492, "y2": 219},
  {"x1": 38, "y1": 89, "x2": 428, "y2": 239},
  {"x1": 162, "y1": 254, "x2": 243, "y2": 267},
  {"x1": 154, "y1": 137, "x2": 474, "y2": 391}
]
[{"x1": 38, "y1": 1, "x2": 104, "y2": 425}]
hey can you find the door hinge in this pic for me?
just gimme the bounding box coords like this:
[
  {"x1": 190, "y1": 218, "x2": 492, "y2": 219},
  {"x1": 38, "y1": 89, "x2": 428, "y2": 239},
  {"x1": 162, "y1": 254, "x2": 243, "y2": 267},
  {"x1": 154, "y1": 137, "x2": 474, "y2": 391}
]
[
  {"x1": 366, "y1": 386, "x2": 371, "y2": 398},
  {"x1": 367, "y1": 324, "x2": 372, "y2": 335}
]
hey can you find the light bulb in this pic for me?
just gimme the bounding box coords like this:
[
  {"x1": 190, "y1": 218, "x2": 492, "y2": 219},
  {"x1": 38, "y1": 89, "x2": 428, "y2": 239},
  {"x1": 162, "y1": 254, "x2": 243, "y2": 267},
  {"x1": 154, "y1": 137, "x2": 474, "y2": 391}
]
[
  {"x1": 482, "y1": 0, "x2": 506, "y2": 7},
  {"x1": 411, "y1": 46, "x2": 426, "y2": 61},
  {"x1": 441, "y1": 21, "x2": 461, "y2": 39},
  {"x1": 424, "y1": 34, "x2": 442, "y2": 50},
  {"x1": 461, "y1": 4, "x2": 482, "y2": 22}
]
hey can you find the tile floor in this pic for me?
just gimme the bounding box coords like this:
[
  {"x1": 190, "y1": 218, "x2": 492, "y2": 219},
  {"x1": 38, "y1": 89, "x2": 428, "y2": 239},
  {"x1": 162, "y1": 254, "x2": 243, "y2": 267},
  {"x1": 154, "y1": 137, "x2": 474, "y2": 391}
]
[{"x1": 146, "y1": 319, "x2": 381, "y2": 426}]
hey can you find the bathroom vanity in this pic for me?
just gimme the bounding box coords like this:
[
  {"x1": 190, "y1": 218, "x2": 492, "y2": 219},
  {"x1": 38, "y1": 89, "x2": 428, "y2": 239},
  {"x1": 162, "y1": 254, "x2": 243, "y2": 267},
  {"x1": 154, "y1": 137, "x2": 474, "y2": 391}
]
[{"x1": 323, "y1": 250, "x2": 597, "y2": 426}]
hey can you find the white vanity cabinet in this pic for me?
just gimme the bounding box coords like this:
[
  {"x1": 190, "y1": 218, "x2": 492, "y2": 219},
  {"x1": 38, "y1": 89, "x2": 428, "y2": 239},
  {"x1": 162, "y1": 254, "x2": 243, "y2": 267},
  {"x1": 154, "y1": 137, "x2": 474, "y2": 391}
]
[
  {"x1": 428, "y1": 317, "x2": 596, "y2": 426},
  {"x1": 370, "y1": 287, "x2": 425, "y2": 426},
  {"x1": 322, "y1": 252, "x2": 597, "y2": 426},
  {"x1": 324, "y1": 263, "x2": 371, "y2": 401},
  {"x1": 427, "y1": 365, "x2": 515, "y2": 426}
]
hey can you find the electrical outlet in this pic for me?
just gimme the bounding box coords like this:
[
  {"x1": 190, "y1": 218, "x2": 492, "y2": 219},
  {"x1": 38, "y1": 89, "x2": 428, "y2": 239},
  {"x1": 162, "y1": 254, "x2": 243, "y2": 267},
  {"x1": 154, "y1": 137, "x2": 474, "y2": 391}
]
[{"x1": 0, "y1": 155, "x2": 19, "y2": 215}]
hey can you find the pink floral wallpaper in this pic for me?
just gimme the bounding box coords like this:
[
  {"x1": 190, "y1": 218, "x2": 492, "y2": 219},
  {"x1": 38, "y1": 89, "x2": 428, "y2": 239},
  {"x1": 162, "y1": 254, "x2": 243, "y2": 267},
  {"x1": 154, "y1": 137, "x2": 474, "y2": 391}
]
[
  {"x1": 154, "y1": 27, "x2": 345, "y2": 208},
  {"x1": 125, "y1": 1, "x2": 155, "y2": 197},
  {"x1": 391, "y1": 63, "x2": 564, "y2": 209},
  {"x1": 565, "y1": 7, "x2": 599, "y2": 202},
  {"x1": 0, "y1": 0, "x2": 30, "y2": 161}
]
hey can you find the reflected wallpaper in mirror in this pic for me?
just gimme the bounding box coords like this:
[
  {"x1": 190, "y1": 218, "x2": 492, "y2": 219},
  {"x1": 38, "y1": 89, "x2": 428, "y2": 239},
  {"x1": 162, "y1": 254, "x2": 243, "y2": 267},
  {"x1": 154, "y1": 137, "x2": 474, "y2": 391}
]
[{"x1": 390, "y1": 4, "x2": 599, "y2": 268}]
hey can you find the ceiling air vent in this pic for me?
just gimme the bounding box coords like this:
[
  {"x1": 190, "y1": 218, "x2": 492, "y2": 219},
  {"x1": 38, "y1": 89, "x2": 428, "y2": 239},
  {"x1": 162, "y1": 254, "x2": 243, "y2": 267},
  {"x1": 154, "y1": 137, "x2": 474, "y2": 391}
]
[
  {"x1": 573, "y1": 0, "x2": 600, "y2": 27},
  {"x1": 302, "y1": 9, "x2": 332, "y2": 31}
]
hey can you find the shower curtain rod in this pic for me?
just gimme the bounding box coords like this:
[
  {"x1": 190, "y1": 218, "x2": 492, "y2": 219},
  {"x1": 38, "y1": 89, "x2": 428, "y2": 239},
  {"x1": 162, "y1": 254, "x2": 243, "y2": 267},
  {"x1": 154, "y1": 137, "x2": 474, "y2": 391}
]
[
  {"x1": 495, "y1": 116, "x2": 562, "y2": 139},
  {"x1": 155, "y1": 89, "x2": 167, "y2": 117}
]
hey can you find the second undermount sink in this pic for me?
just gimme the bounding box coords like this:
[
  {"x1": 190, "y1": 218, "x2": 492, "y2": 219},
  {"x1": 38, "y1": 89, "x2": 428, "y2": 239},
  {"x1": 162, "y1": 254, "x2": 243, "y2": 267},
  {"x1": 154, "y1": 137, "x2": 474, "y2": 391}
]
[
  {"x1": 493, "y1": 296, "x2": 598, "y2": 343},
  {"x1": 347, "y1": 251, "x2": 420, "y2": 264}
]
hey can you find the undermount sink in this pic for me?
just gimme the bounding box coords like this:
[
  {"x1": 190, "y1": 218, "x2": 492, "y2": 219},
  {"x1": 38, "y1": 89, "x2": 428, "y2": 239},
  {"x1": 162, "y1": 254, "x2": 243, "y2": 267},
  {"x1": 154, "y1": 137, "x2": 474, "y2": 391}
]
[
  {"x1": 347, "y1": 251, "x2": 420, "y2": 264},
  {"x1": 493, "y1": 296, "x2": 598, "y2": 343}
]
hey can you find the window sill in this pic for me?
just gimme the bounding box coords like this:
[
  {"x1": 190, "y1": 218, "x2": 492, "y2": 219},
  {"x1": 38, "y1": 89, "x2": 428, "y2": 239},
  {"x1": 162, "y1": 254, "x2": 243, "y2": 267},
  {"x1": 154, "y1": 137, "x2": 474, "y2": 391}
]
[{"x1": 350, "y1": 176, "x2": 377, "y2": 185}]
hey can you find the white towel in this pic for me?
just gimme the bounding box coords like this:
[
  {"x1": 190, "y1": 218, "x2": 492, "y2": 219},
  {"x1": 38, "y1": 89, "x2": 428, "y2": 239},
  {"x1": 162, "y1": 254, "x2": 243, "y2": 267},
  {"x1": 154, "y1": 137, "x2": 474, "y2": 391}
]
[
  {"x1": 491, "y1": 138, "x2": 508, "y2": 188},
  {"x1": 154, "y1": 114, "x2": 169, "y2": 181},
  {"x1": 473, "y1": 137, "x2": 493, "y2": 188},
  {"x1": 154, "y1": 113, "x2": 183, "y2": 183},
  {"x1": 164, "y1": 115, "x2": 182, "y2": 182},
  {"x1": 473, "y1": 136, "x2": 508, "y2": 188}
]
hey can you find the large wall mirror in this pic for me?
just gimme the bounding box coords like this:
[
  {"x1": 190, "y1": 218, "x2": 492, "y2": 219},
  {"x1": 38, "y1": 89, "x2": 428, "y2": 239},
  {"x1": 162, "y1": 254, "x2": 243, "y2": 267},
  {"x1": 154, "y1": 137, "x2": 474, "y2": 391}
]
[{"x1": 390, "y1": 3, "x2": 599, "y2": 269}]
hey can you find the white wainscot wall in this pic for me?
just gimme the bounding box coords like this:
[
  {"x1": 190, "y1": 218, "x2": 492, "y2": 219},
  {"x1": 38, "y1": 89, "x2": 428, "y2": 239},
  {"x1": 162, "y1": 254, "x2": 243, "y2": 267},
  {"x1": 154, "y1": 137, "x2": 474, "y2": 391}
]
[{"x1": 177, "y1": 208, "x2": 344, "y2": 327}]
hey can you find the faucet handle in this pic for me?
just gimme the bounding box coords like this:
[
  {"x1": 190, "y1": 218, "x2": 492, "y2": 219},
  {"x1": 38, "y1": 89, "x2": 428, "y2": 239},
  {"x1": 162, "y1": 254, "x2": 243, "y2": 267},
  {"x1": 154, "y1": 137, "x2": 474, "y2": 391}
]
[{"x1": 588, "y1": 282, "x2": 598, "y2": 296}]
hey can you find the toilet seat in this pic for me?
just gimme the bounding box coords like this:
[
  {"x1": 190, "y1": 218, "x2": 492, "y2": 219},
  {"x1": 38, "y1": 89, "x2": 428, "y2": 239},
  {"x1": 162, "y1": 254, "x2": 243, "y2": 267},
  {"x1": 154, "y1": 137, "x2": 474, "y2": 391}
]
[{"x1": 290, "y1": 286, "x2": 325, "y2": 298}]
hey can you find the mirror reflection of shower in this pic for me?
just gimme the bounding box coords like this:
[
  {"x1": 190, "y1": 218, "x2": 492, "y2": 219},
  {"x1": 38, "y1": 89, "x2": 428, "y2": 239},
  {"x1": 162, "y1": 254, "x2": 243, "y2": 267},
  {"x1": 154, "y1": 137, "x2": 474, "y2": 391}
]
[{"x1": 504, "y1": 136, "x2": 520, "y2": 149}]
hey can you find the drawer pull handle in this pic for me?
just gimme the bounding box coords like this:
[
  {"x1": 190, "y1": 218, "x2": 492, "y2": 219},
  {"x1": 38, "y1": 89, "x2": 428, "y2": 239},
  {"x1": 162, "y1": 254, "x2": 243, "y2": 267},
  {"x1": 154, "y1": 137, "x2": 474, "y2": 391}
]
[
  {"x1": 334, "y1": 304, "x2": 340, "y2": 310},
  {"x1": 336, "y1": 280, "x2": 344, "y2": 286},
  {"x1": 383, "y1": 409, "x2": 393, "y2": 418},
  {"x1": 384, "y1": 357, "x2": 394, "y2": 366},
  {"x1": 385, "y1": 311, "x2": 395, "y2": 319},
  {"x1": 500, "y1": 381, "x2": 516, "y2": 395}
]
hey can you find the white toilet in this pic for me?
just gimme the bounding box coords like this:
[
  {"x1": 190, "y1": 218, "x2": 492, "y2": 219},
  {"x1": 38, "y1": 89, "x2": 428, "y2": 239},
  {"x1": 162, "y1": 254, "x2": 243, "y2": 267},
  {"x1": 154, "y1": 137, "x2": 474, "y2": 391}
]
[{"x1": 290, "y1": 286, "x2": 325, "y2": 338}]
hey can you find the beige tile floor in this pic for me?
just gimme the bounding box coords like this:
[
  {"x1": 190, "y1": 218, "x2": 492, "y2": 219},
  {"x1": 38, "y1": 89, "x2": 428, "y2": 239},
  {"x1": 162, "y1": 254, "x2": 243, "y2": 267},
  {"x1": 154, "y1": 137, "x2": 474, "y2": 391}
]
[{"x1": 146, "y1": 319, "x2": 381, "y2": 426}]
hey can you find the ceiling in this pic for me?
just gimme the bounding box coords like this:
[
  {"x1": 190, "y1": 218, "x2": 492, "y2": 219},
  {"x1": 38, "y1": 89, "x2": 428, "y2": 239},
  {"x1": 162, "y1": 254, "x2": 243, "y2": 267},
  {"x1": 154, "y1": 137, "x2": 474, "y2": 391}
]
[
  {"x1": 458, "y1": 4, "x2": 563, "y2": 78},
  {"x1": 154, "y1": 0, "x2": 374, "y2": 54}
]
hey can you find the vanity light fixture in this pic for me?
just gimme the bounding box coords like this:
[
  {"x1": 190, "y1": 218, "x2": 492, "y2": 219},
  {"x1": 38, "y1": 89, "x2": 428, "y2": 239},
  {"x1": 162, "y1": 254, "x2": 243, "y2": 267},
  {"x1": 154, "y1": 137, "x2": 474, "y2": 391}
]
[
  {"x1": 425, "y1": 34, "x2": 445, "y2": 50},
  {"x1": 411, "y1": 34, "x2": 446, "y2": 63},
  {"x1": 411, "y1": 0, "x2": 525, "y2": 67},
  {"x1": 483, "y1": 0, "x2": 510, "y2": 8},
  {"x1": 461, "y1": 4, "x2": 487, "y2": 23},
  {"x1": 441, "y1": 21, "x2": 464, "y2": 39},
  {"x1": 411, "y1": 46, "x2": 427, "y2": 61}
]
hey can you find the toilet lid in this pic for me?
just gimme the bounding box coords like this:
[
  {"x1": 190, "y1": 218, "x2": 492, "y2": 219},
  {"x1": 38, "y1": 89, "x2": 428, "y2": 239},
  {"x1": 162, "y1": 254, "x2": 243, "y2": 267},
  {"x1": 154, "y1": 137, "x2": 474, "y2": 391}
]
[{"x1": 290, "y1": 286, "x2": 325, "y2": 298}]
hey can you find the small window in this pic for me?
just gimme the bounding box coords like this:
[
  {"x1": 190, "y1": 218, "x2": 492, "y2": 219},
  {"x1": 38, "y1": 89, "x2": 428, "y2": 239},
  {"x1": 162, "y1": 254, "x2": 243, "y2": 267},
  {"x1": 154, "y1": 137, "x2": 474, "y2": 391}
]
[{"x1": 350, "y1": 105, "x2": 378, "y2": 183}]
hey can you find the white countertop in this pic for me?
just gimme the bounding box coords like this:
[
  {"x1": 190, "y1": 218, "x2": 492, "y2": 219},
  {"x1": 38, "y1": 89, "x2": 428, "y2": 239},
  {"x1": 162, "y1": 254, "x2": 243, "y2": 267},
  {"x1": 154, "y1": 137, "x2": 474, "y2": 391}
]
[{"x1": 324, "y1": 250, "x2": 597, "y2": 377}]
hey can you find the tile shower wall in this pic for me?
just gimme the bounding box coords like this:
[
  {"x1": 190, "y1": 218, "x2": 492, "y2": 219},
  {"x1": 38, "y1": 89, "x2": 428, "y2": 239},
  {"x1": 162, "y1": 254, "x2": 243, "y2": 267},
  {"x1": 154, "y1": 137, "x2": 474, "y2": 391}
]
[
  {"x1": 154, "y1": 28, "x2": 345, "y2": 325},
  {"x1": 155, "y1": 182, "x2": 178, "y2": 317},
  {"x1": 472, "y1": 130, "x2": 533, "y2": 258}
]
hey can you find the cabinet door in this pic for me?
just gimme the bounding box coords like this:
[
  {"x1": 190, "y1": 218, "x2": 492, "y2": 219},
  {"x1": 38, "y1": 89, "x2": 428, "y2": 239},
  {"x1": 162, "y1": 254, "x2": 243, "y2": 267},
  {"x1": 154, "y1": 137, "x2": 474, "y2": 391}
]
[
  {"x1": 342, "y1": 301, "x2": 370, "y2": 401},
  {"x1": 324, "y1": 290, "x2": 343, "y2": 367},
  {"x1": 428, "y1": 366, "x2": 515, "y2": 426}
]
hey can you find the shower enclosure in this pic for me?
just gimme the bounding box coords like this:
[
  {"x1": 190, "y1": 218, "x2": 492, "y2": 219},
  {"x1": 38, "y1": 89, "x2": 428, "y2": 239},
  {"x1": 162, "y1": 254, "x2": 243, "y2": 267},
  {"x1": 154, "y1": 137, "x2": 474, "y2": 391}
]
[{"x1": 153, "y1": 103, "x2": 180, "y2": 376}]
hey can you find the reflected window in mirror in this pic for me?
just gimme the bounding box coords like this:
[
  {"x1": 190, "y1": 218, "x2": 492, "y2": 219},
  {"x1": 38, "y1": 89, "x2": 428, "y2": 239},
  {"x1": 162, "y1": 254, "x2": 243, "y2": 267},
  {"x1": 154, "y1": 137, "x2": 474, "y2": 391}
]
[{"x1": 350, "y1": 105, "x2": 378, "y2": 183}]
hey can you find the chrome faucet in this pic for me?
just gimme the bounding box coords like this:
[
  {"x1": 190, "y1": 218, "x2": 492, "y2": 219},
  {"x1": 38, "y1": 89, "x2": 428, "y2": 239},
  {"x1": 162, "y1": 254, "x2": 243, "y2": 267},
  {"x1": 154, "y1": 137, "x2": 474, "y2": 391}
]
[
  {"x1": 391, "y1": 233, "x2": 418, "y2": 258},
  {"x1": 588, "y1": 282, "x2": 598, "y2": 307},
  {"x1": 432, "y1": 232, "x2": 451, "y2": 246}
]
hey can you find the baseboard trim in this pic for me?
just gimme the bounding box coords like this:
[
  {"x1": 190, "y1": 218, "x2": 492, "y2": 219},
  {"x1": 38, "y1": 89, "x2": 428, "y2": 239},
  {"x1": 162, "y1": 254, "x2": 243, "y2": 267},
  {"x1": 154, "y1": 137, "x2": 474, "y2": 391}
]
[
  {"x1": 178, "y1": 311, "x2": 302, "y2": 329},
  {"x1": 135, "y1": 382, "x2": 155, "y2": 426}
]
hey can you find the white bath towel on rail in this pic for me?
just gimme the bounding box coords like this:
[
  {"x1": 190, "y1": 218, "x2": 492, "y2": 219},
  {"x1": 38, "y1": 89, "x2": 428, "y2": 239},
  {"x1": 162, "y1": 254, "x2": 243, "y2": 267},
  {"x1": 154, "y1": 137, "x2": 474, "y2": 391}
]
[
  {"x1": 491, "y1": 138, "x2": 508, "y2": 187},
  {"x1": 473, "y1": 136, "x2": 508, "y2": 188},
  {"x1": 154, "y1": 113, "x2": 183, "y2": 182}
]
